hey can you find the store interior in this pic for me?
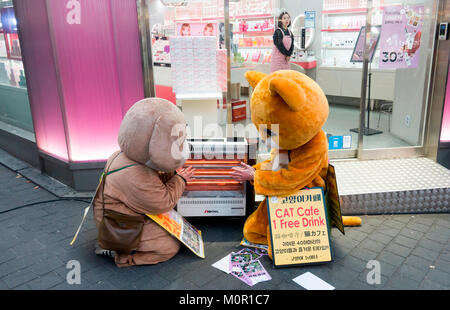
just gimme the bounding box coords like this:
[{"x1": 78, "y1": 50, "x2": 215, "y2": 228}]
[
  {"x1": 0, "y1": 2, "x2": 26, "y2": 88},
  {"x1": 0, "y1": 0, "x2": 33, "y2": 133},
  {"x1": 149, "y1": 0, "x2": 435, "y2": 154},
  {"x1": 0, "y1": 0, "x2": 437, "y2": 158}
]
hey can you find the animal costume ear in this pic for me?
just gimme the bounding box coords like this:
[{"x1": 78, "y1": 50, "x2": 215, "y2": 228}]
[
  {"x1": 245, "y1": 71, "x2": 267, "y2": 89},
  {"x1": 268, "y1": 77, "x2": 306, "y2": 112}
]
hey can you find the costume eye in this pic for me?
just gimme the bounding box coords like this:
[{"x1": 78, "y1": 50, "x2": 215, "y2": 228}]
[{"x1": 263, "y1": 127, "x2": 277, "y2": 137}]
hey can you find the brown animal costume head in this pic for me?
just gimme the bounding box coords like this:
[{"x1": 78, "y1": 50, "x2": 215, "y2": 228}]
[
  {"x1": 246, "y1": 70, "x2": 329, "y2": 150},
  {"x1": 118, "y1": 98, "x2": 188, "y2": 172}
]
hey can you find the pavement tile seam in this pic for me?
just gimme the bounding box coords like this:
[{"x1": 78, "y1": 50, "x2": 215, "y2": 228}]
[
  {"x1": 384, "y1": 217, "x2": 444, "y2": 289},
  {"x1": 27, "y1": 271, "x2": 65, "y2": 290},
  {"x1": 357, "y1": 271, "x2": 389, "y2": 289},
  {"x1": 1, "y1": 163, "x2": 450, "y2": 290}
]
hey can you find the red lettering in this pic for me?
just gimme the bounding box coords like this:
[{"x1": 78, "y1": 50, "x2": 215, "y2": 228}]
[
  {"x1": 298, "y1": 206, "x2": 320, "y2": 216},
  {"x1": 284, "y1": 208, "x2": 294, "y2": 217},
  {"x1": 287, "y1": 221, "x2": 300, "y2": 228},
  {"x1": 302, "y1": 216, "x2": 326, "y2": 227},
  {"x1": 280, "y1": 219, "x2": 300, "y2": 228},
  {"x1": 275, "y1": 209, "x2": 283, "y2": 218},
  {"x1": 302, "y1": 218, "x2": 309, "y2": 227}
]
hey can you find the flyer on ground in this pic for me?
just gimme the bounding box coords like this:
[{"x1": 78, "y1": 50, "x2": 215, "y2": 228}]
[
  {"x1": 267, "y1": 187, "x2": 332, "y2": 267},
  {"x1": 147, "y1": 209, "x2": 205, "y2": 258},
  {"x1": 240, "y1": 237, "x2": 269, "y2": 252}
]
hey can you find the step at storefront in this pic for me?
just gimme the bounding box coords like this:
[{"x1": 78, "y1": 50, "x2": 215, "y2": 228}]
[{"x1": 332, "y1": 157, "x2": 450, "y2": 215}]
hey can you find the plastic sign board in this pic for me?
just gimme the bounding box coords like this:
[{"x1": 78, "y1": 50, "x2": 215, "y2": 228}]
[
  {"x1": 267, "y1": 188, "x2": 332, "y2": 267},
  {"x1": 325, "y1": 165, "x2": 345, "y2": 235},
  {"x1": 328, "y1": 135, "x2": 352, "y2": 150},
  {"x1": 305, "y1": 11, "x2": 316, "y2": 29},
  {"x1": 350, "y1": 26, "x2": 381, "y2": 63}
]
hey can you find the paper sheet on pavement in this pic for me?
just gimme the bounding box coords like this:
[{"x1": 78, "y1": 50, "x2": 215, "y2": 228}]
[
  {"x1": 212, "y1": 254, "x2": 231, "y2": 274},
  {"x1": 292, "y1": 272, "x2": 335, "y2": 290}
]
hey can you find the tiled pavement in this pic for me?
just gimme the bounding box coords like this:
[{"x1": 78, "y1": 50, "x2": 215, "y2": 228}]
[{"x1": 0, "y1": 163, "x2": 449, "y2": 290}]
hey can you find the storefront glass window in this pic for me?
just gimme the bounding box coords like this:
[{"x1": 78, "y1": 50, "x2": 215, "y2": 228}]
[
  {"x1": 147, "y1": 0, "x2": 437, "y2": 159},
  {"x1": 149, "y1": 0, "x2": 273, "y2": 152},
  {"x1": 361, "y1": 0, "x2": 437, "y2": 150},
  {"x1": 0, "y1": 0, "x2": 33, "y2": 133}
]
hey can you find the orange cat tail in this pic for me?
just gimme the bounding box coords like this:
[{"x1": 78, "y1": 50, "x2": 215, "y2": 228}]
[{"x1": 342, "y1": 216, "x2": 362, "y2": 226}]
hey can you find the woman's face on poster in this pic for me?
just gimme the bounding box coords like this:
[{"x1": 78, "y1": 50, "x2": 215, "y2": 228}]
[
  {"x1": 203, "y1": 26, "x2": 214, "y2": 36},
  {"x1": 181, "y1": 25, "x2": 191, "y2": 36}
]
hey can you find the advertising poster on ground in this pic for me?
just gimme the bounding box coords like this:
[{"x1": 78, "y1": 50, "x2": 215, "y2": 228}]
[{"x1": 147, "y1": 210, "x2": 205, "y2": 258}]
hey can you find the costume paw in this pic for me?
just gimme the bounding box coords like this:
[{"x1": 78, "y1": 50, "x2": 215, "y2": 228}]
[{"x1": 342, "y1": 216, "x2": 362, "y2": 226}]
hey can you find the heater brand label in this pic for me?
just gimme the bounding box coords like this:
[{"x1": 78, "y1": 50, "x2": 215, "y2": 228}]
[{"x1": 204, "y1": 210, "x2": 219, "y2": 214}]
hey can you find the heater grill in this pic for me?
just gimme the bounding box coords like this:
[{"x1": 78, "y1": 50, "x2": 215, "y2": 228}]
[{"x1": 177, "y1": 138, "x2": 256, "y2": 217}]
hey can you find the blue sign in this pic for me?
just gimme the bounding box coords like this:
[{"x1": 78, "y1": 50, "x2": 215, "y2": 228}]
[
  {"x1": 1, "y1": 7, "x2": 18, "y2": 34},
  {"x1": 305, "y1": 11, "x2": 316, "y2": 29},
  {"x1": 328, "y1": 135, "x2": 352, "y2": 150}
]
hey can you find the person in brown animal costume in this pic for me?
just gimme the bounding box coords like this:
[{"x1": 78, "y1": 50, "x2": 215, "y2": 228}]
[{"x1": 93, "y1": 98, "x2": 195, "y2": 267}]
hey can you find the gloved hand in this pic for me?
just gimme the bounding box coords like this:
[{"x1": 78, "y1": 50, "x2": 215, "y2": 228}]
[{"x1": 230, "y1": 162, "x2": 255, "y2": 182}]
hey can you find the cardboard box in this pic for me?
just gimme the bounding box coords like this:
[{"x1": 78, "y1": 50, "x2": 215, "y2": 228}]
[{"x1": 232, "y1": 99, "x2": 247, "y2": 122}]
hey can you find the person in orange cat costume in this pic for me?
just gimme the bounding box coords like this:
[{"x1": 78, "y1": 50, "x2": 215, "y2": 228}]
[{"x1": 231, "y1": 70, "x2": 361, "y2": 259}]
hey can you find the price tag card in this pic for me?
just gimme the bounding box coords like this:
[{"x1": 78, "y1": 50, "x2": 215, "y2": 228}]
[{"x1": 267, "y1": 187, "x2": 332, "y2": 267}]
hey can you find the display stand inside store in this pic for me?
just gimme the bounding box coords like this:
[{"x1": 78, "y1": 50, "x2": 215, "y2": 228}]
[
  {"x1": 176, "y1": 92, "x2": 224, "y2": 137},
  {"x1": 350, "y1": 64, "x2": 383, "y2": 136},
  {"x1": 171, "y1": 36, "x2": 227, "y2": 135},
  {"x1": 349, "y1": 25, "x2": 383, "y2": 136}
]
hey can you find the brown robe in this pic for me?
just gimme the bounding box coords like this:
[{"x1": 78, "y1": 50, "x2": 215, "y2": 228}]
[{"x1": 93, "y1": 151, "x2": 186, "y2": 267}]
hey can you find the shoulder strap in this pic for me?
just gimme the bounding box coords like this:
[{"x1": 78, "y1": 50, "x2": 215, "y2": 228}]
[
  {"x1": 70, "y1": 151, "x2": 126, "y2": 246},
  {"x1": 101, "y1": 152, "x2": 137, "y2": 211},
  {"x1": 106, "y1": 164, "x2": 138, "y2": 176}
]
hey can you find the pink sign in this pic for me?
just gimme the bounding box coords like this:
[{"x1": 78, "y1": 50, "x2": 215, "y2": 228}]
[
  {"x1": 440, "y1": 63, "x2": 450, "y2": 142},
  {"x1": 177, "y1": 22, "x2": 217, "y2": 37},
  {"x1": 379, "y1": 5, "x2": 424, "y2": 69}
]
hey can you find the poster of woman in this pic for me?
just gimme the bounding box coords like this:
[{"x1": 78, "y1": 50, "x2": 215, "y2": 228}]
[{"x1": 177, "y1": 23, "x2": 217, "y2": 36}]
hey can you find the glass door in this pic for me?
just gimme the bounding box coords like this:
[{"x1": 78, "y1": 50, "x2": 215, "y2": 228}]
[
  {"x1": 359, "y1": 0, "x2": 439, "y2": 158},
  {"x1": 227, "y1": 0, "x2": 364, "y2": 159},
  {"x1": 313, "y1": 0, "x2": 375, "y2": 159}
]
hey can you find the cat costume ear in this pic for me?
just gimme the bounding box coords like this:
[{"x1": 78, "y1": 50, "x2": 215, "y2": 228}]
[
  {"x1": 245, "y1": 71, "x2": 267, "y2": 89},
  {"x1": 268, "y1": 77, "x2": 306, "y2": 112}
]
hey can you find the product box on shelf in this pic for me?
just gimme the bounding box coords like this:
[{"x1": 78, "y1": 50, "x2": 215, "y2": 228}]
[
  {"x1": 0, "y1": 62, "x2": 8, "y2": 84},
  {"x1": 232, "y1": 100, "x2": 247, "y2": 122},
  {"x1": 251, "y1": 50, "x2": 262, "y2": 63},
  {"x1": 171, "y1": 36, "x2": 222, "y2": 95},
  {"x1": 152, "y1": 37, "x2": 171, "y2": 66},
  {"x1": 261, "y1": 51, "x2": 271, "y2": 64}
]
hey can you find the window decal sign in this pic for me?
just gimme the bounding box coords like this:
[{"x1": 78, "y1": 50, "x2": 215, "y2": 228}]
[{"x1": 379, "y1": 5, "x2": 424, "y2": 69}]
